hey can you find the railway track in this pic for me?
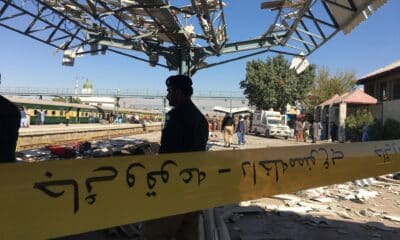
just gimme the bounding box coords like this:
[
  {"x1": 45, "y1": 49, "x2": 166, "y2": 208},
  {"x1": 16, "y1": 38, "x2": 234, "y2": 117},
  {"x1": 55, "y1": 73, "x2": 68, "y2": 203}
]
[{"x1": 17, "y1": 123, "x2": 162, "y2": 150}]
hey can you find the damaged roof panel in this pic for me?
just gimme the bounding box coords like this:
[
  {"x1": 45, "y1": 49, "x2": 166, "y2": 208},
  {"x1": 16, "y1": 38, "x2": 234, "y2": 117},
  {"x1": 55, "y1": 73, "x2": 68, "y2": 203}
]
[{"x1": 324, "y1": 0, "x2": 389, "y2": 34}]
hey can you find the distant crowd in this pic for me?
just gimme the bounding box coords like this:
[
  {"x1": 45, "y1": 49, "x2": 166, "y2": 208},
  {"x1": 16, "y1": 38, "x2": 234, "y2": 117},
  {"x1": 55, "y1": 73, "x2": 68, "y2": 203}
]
[
  {"x1": 292, "y1": 117, "x2": 341, "y2": 143},
  {"x1": 205, "y1": 112, "x2": 346, "y2": 145}
]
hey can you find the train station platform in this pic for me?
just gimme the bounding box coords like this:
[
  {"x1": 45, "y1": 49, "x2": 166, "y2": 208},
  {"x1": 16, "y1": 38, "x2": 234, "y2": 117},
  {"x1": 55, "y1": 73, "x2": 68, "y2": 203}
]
[{"x1": 17, "y1": 122, "x2": 162, "y2": 150}]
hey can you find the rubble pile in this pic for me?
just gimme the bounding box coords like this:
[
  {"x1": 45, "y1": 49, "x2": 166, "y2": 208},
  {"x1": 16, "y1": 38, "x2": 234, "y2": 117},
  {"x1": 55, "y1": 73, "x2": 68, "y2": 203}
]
[{"x1": 224, "y1": 177, "x2": 400, "y2": 240}]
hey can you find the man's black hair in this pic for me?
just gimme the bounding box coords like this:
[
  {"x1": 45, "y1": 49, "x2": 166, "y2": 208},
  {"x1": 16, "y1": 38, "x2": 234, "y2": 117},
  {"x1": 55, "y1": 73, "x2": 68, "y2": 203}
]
[{"x1": 166, "y1": 75, "x2": 193, "y2": 97}]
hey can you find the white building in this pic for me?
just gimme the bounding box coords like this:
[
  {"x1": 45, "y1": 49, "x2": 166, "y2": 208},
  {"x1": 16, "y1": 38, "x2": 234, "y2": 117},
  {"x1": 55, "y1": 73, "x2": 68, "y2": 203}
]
[{"x1": 79, "y1": 79, "x2": 117, "y2": 108}]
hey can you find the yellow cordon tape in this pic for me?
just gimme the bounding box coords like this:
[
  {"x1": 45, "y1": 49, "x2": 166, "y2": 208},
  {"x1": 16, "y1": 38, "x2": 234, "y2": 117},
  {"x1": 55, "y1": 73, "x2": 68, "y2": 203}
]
[{"x1": 1, "y1": 140, "x2": 400, "y2": 239}]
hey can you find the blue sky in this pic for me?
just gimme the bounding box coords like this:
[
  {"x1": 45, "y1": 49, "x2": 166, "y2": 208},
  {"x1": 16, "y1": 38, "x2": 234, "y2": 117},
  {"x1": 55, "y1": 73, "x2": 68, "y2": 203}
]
[{"x1": 0, "y1": 1, "x2": 399, "y2": 92}]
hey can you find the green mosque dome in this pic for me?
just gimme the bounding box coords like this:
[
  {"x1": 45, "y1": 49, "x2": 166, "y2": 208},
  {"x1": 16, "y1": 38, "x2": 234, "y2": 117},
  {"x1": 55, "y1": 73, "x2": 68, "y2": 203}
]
[{"x1": 83, "y1": 79, "x2": 93, "y2": 89}]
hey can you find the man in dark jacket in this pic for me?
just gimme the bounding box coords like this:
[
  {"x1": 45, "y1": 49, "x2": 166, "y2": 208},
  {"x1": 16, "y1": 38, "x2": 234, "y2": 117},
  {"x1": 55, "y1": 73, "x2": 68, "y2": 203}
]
[
  {"x1": 144, "y1": 75, "x2": 208, "y2": 240},
  {"x1": 0, "y1": 95, "x2": 21, "y2": 163},
  {"x1": 237, "y1": 115, "x2": 246, "y2": 145},
  {"x1": 221, "y1": 113, "x2": 234, "y2": 147},
  {"x1": 158, "y1": 75, "x2": 209, "y2": 154}
]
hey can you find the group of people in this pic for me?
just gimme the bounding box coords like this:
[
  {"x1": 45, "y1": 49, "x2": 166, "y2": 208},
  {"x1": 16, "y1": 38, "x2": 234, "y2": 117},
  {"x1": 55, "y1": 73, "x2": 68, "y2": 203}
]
[
  {"x1": 294, "y1": 118, "x2": 339, "y2": 143},
  {"x1": 19, "y1": 107, "x2": 46, "y2": 128},
  {"x1": 221, "y1": 113, "x2": 250, "y2": 147},
  {"x1": 19, "y1": 108, "x2": 71, "y2": 127},
  {"x1": 204, "y1": 114, "x2": 222, "y2": 137},
  {"x1": 204, "y1": 113, "x2": 251, "y2": 148}
]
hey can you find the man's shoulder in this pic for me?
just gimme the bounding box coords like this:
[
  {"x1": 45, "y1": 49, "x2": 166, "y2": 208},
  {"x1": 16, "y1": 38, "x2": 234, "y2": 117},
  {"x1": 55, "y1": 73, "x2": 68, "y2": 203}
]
[
  {"x1": 170, "y1": 103, "x2": 205, "y2": 121},
  {"x1": 180, "y1": 102, "x2": 203, "y2": 115},
  {"x1": 192, "y1": 106, "x2": 207, "y2": 123},
  {"x1": 188, "y1": 104, "x2": 208, "y2": 125},
  {"x1": 167, "y1": 108, "x2": 177, "y2": 115}
]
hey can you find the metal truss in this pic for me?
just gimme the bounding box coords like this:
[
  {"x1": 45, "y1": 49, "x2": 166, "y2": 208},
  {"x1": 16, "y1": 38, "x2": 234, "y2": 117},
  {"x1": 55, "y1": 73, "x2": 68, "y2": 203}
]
[{"x1": 0, "y1": 0, "x2": 388, "y2": 75}]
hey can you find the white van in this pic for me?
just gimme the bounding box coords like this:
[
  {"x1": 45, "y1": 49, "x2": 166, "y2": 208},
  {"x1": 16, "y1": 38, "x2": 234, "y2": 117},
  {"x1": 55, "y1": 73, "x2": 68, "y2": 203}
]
[{"x1": 251, "y1": 110, "x2": 291, "y2": 139}]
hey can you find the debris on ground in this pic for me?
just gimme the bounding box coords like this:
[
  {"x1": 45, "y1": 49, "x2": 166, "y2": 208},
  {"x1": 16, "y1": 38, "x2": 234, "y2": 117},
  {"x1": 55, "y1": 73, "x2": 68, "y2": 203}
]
[
  {"x1": 225, "y1": 179, "x2": 400, "y2": 240},
  {"x1": 16, "y1": 137, "x2": 158, "y2": 161}
]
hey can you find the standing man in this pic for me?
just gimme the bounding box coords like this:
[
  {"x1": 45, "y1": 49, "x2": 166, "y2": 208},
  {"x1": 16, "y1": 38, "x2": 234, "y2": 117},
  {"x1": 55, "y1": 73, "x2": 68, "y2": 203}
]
[
  {"x1": 0, "y1": 96, "x2": 21, "y2": 162},
  {"x1": 312, "y1": 120, "x2": 318, "y2": 143},
  {"x1": 25, "y1": 107, "x2": 31, "y2": 128},
  {"x1": 312, "y1": 120, "x2": 322, "y2": 143},
  {"x1": 295, "y1": 117, "x2": 303, "y2": 142},
  {"x1": 40, "y1": 110, "x2": 45, "y2": 125},
  {"x1": 89, "y1": 112, "x2": 94, "y2": 123},
  {"x1": 303, "y1": 119, "x2": 310, "y2": 142},
  {"x1": 233, "y1": 115, "x2": 239, "y2": 133},
  {"x1": 221, "y1": 113, "x2": 234, "y2": 147},
  {"x1": 65, "y1": 111, "x2": 70, "y2": 126},
  {"x1": 245, "y1": 116, "x2": 251, "y2": 135},
  {"x1": 361, "y1": 123, "x2": 369, "y2": 142},
  {"x1": 211, "y1": 114, "x2": 218, "y2": 137},
  {"x1": 20, "y1": 107, "x2": 27, "y2": 128},
  {"x1": 331, "y1": 122, "x2": 338, "y2": 142},
  {"x1": 36, "y1": 110, "x2": 41, "y2": 125},
  {"x1": 237, "y1": 115, "x2": 246, "y2": 145},
  {"x1": 144, "y1": 75, "x2": 208, "y2": 240},
  {"x1": 318, "y1": 121, "x2": 323, "y2": 141}
]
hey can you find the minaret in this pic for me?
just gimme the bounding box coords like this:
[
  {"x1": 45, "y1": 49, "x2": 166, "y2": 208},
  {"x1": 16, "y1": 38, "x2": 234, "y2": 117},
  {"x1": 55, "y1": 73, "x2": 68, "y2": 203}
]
[{"x1": 74, "y1": 74, "x2": 80, "y2": 95}]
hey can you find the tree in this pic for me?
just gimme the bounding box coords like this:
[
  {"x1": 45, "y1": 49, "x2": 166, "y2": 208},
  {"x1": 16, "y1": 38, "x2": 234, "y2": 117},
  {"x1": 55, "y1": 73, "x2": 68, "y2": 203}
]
[
  {"x1": 240, "y1": 55, "x2": 315, "y2": 112},
  {"x1": 311, "y1": 66, "x2": 357, "y2": 105},
  {"x1": 346, "y1": 109, "x2": 374, "y2": 141}
]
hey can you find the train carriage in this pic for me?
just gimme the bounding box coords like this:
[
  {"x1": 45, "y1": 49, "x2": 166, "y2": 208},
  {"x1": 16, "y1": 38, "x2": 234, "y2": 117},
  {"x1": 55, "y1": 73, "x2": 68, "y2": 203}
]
[
  {"x1": 6, "y1": 96, "x2": 99, "y2": 124},
  {"x1": 6, "y1": 96, "x2": 162, "y2": 125},
  {"x1": 97, "y1": 106, "x2": 162, "y2": 123}
]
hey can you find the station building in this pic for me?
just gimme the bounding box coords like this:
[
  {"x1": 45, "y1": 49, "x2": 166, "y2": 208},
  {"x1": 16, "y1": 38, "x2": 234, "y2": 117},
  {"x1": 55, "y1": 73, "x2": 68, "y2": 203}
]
[
  {"x1": 356, "y1": 60, "x2": 400, "y2": 123},
  {"x1": 314, "y1": 60, "x2": 400, "y2": 142}
]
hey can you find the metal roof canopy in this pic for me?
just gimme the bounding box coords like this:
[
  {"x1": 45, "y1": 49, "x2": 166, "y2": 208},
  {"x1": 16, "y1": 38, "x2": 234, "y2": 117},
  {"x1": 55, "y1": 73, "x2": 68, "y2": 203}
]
[{"x1": 0, "y1": 0, "x2": 389, "y2": 75}]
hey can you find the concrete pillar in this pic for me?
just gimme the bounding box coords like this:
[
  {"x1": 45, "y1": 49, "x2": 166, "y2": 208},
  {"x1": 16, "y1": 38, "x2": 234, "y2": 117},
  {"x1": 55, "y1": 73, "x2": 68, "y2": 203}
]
[
  {"x1": 338, "y1": 103, "x2": 347, "y2": 142},
  {"x1": 320, "y1": 107, "x2": 327, "y2": 140},
  {"x1": 116, "y1": 97, "x2": 120, "y2": 108},
  {"x1": 328, "y1": 105, "x2": 335, "y2": 140},
  {"x1": 320, "y1": 107, "x2": 323, "y2": 122},
  {"x1": 313, "y1": 107, "x2": 318, "y2": 121}
]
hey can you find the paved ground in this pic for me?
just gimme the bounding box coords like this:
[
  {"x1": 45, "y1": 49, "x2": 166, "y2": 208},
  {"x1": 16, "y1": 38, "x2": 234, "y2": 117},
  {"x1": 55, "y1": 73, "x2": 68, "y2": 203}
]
[{"x1": 135, "y1": 130, "x2": 312, "y2": 149}]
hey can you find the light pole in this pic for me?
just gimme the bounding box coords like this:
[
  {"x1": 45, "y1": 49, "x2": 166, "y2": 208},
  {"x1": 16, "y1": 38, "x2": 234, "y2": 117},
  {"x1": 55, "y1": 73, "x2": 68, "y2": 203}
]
[
  {"x1": 114, "y1": 88, "x2": 120, "y2": 123},
  {"x1": 381, "y1": 96, "x2": 387, "y2": 139},
  {"x1": 229, "y1": 98, "x2": 232, "y2": 113}
]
